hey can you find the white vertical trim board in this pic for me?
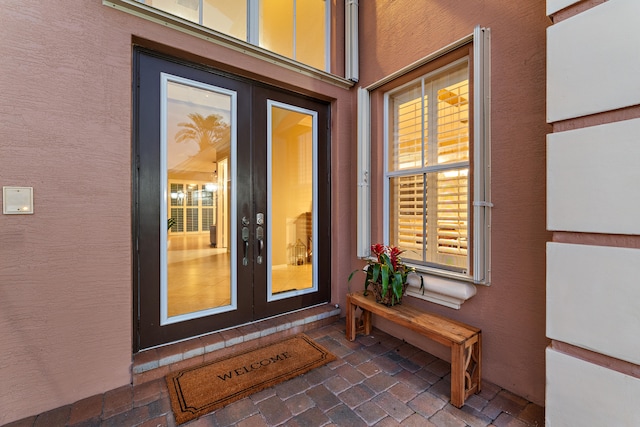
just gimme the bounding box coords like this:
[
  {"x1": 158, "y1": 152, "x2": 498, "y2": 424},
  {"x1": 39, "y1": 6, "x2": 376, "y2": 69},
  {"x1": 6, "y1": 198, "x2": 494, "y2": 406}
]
[
  {"x1": 472, "y1": 25, "x2": 491, "y2": 285},
  {"x1": 345, "y1": 0, "x2": 359, "y2": 81},
  {"x1": 547, "y1": 0, "x2": 640, "y2": 122},
  {"x1": 547, "y1": 118, "x2": 640, "y2": 235},
  {"x1": 547, "y1": 242, "x2": 640, "y2": 365},
  {"x1": 356, "y1": 87, "x2": 370, "y2": 258},
  {"x1": 247, "y1": 0, "x2": 259, "y2": 44},
  {"x1": 546, "y1": 349, "x2": 640, "y2": 426}
]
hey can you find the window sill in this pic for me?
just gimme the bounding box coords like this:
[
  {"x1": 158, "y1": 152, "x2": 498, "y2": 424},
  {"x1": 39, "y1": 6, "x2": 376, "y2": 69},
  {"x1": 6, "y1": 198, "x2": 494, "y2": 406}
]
[{"x1": 405, "y1": 272, "x2": 477, "y2": 309}]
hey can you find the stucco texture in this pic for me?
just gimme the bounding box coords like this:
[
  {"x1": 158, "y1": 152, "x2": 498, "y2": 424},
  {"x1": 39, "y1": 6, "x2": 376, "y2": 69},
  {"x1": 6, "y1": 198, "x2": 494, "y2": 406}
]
[
  {"x1": 0, "y1": 2, "x2": 134, "y2": 423},
  {"x1": 357, "y1": 0, "x2": 550, "y2": 405},
  {"x1": 0, "y1": 0, "x2": 550, "y2": 423},
  {"x1": 0, "y1": 1, "x2": 355, "y2": 423}
]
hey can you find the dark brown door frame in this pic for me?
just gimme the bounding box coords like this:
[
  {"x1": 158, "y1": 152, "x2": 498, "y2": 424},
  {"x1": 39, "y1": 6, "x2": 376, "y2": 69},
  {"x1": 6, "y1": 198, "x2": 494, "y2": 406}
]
[{"x1": 133, "y1": 48, "x2": 331, "y2": 352}]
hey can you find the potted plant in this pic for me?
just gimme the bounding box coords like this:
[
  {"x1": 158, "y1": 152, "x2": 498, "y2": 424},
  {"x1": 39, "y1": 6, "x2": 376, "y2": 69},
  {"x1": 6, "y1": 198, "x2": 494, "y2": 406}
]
[{"x1": 348, "y1": 243, "x2": 423, "y2": 306}]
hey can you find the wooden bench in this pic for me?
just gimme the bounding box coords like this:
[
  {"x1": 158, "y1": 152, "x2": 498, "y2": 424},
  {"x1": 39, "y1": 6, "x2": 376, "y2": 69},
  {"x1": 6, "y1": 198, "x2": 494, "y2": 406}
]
[{"x1": 346, "y1": 291, "x2": 481, "y2": 408}]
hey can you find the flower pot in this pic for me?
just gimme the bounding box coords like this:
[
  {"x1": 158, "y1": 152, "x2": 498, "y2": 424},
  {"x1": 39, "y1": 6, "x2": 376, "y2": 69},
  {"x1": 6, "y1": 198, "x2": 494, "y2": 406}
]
[{"x1": 367, "y1": 280, "x2": 409, "y2": 306}]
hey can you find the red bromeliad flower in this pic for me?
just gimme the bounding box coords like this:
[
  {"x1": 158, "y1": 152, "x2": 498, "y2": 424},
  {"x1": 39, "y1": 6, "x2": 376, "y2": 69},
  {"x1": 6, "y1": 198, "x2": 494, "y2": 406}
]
[
  {"x1": 388, "y1": 246, "x2": 403, "y2": 270},
  {"x1": 370, "y1": 244, "x2": 405, "y2": 270},
  {"x1": 350, "y1": 243, "x2": 422, "y2": 306},
  {"x1": 370, "y1": 243, "x2": 385, "y2": 258}
]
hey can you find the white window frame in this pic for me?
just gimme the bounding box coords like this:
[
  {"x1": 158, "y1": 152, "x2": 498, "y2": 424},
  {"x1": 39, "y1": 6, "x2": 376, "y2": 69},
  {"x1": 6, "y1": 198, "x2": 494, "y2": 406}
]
[
  {"x1": 265, "y1": 100, "x2": 319, "y2": 302},
  {"x1": 383, "y1": 57, "x2": 470, "y2": 274},
  {"x1": 159, "y1": 73, "x2": 238, "y2": 325},
  {"x1": 357, "y1": 27, "x2": 491, "y2": 307}
]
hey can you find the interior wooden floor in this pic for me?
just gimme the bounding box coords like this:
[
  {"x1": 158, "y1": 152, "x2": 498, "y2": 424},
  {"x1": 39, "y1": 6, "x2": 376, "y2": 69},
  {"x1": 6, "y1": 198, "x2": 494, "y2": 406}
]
[{"x1": 167, "y1": 234, "x2": 312, "y2": 316}]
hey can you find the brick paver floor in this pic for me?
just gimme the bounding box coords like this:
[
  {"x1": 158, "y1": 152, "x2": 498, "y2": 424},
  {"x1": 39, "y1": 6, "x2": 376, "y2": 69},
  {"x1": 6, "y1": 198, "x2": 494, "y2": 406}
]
[{"x1": 4, "y1": 320, "x2": 544, "y2": 426}]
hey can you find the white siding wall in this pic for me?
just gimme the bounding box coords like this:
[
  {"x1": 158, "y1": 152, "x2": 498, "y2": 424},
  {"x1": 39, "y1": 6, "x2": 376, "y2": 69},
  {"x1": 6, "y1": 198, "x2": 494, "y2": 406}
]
[
  {"x1": 547, "y1": 118, "x2": 640, "y2": 234},
  {"x1": 546, "y1": 349, "x2": 640, "y2": 426},
  {"x1": 547, "y1": 0, "x2": 640, "y2": 122},
  {"x1": 547, "y1": 243, "x2": 640, "y2": 365}
]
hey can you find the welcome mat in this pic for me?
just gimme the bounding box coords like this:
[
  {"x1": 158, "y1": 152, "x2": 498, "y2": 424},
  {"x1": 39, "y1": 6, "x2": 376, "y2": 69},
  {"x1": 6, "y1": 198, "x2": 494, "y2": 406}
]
[{"x1": 166, "y1": 334, "x2": 336, "y2": 424}]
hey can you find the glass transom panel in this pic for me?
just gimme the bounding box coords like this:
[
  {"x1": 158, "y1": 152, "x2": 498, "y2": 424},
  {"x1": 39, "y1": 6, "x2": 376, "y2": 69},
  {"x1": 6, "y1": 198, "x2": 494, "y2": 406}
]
[{"x1": 140, "y1": 0, "x2": 327, "y2": 70}]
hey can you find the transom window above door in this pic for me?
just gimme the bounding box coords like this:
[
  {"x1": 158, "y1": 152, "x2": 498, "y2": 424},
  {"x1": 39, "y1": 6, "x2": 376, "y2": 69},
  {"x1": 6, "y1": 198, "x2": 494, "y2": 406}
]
[{"x1": 135, "y1": 0, "x2": 329, "y2": 71}]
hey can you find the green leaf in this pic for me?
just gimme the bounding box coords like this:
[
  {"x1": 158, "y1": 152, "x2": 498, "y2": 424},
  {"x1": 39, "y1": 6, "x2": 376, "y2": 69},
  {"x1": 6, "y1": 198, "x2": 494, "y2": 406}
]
[
  {"x1": 371, "y1": 264, "x2": 380, "y2": 283},
  {"x1": 381, "y1": 265, "x2": 389, "y2": 296}
]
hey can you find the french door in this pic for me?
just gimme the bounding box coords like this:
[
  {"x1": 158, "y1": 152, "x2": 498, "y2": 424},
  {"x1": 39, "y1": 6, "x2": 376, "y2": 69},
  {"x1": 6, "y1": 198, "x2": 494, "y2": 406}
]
[{"x1": 133, "y1": 49, "x2": 330, "y2": 351}]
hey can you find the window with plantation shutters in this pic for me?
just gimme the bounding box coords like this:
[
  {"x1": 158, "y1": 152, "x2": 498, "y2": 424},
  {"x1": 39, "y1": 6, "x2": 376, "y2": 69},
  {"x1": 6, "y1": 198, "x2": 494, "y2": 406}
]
[
  {"x1": 360, "y1": 27, "x2": 490, "y2": 293},
  {"x1": 168, "y1": 181, "x2": 216, "y2": 234},
  {"x1": 386, "y1": 59, "x2": 469, "y2": 272},
  {"x1": 200, "y1": 184, "x2": 215, "y2": 231}
]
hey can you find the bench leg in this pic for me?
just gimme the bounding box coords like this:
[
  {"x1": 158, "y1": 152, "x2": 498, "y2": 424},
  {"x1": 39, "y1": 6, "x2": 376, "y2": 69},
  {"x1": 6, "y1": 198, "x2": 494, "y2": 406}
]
[
  {"x1": 450, "y1": 342, "x2": 466, "y2": 408},
  {"x1": 469, "y1": 332, "x2": 482, "y2": 394},
  {"x1": 450, "y1": 333, "x2": 482, "y2": 408},
  {"x1": 361, "y1": 309, "x2": 372, "y2": 335},
  {"x1": 346, "y1": 295, "x2": 356, "y2": 341},
  {"x1": 346, "y1": 294, "x2": 373, "y2": 341}
]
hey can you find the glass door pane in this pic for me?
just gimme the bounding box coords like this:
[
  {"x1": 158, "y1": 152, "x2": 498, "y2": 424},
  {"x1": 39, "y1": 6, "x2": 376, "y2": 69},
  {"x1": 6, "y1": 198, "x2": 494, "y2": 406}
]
[
  {"x1": 267, "y1": 101, "x2": 317, "y2": 301},
  {"x1": 161, "y1": 73, "x2": 236, "y2": 324}
]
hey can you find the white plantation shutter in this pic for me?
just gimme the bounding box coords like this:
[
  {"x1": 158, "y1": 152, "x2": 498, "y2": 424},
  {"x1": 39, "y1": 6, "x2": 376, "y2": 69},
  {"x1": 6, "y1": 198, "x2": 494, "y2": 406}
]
[
  {"x1": 170, "y1": 208, "x2": 184, "y2": 232},
  {"x1": 201, "y1": 184, "x2": 214, "y2": 230},
  {"x1": 391, "y1": 174, "x2": 424, "y2": 257},
  {"x1": 436, "y1": 170, "x2": 468, "y2": 265},
  {"x1": 389, "y1": 90, "x2": 424, "y2": 171},
  {"x1": 168, "y1": 180, "x2": 219, "y2": 234},
  {"x1": 434, "y1": 73, "x2": 469, "y2": 269}
]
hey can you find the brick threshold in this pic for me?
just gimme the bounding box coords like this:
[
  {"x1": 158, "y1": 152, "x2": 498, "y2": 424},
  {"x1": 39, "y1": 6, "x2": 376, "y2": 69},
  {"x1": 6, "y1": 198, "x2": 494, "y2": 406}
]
[{"x1": 132, "y1": 303, "x2": 341, "y2": 385}]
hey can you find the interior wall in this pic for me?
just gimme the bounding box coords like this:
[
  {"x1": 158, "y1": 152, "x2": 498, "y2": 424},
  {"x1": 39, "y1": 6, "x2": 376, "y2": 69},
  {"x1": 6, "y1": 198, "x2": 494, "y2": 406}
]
[
  {"x1": 355, "y1": 0, "x2": 551, "y2": 405},
  {"x1": 0, "y1": 1, "x2": 353, "y2": 424}
]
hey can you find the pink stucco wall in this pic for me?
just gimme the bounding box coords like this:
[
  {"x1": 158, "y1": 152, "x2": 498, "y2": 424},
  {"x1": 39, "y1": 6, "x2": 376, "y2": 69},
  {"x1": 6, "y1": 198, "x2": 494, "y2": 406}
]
[
  {"x1": 356, "y1": 0, "x2": 551, "y2": 405},
  {"x1": 0, "y1": 1, "x2": 353, "y2": 423},
  {"x1": 0, "y1": 0, "x2": 550, "y2": 423},
  {"x1": 0, "y1": 3, "x2": 134, "y2": 423}
]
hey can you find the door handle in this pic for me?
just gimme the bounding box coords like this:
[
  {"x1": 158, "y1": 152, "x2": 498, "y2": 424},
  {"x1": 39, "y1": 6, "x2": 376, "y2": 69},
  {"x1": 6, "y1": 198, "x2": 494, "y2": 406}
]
[
  {"x1": 256, "y1": 213, "x2": 265, "y2": 264},
  {"x1": 241, "y1": 216, "x2": 250, "y2": 266},
  {"x1": 256, "y1": 225, "x2": 264, "y2": 264}
]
